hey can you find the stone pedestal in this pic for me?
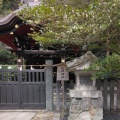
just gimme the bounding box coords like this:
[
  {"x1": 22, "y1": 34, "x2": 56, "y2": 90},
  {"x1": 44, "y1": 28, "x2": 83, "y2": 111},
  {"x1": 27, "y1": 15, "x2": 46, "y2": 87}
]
[{"x1": 68, "y1": 84, "x2": 103, "y2": 120}]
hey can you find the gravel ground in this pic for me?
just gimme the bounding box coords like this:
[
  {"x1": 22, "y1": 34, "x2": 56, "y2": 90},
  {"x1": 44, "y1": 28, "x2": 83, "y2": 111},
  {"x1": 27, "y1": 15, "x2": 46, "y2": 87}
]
[
  {"x1": 32, "y1": 111, "x2": 54, "y2": 120},
  {"x1": 32, "y1": 111, "x2": 120, "y2": 120},
  {"x1": 62, "y1": 111, "x2": 120, "y2": 120},
  {"x1": 103, "y1": 111, "x2": 120, "y2": 120}
]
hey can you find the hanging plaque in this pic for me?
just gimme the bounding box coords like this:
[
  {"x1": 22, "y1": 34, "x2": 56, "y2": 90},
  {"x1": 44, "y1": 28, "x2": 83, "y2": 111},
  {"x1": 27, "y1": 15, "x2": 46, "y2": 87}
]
[{"x1": 57, "y1": 65, "x2": 69, "y2": 81}]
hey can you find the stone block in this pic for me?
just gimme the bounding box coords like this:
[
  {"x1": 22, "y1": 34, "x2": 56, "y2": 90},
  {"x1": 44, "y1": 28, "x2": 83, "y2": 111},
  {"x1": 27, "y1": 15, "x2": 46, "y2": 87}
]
[
  {"x1": 90, "y1": 107, "x2": 96, "y2": 116},
  {"x1": 71, "y1": 98, "x2": 82, "y2": 105},
  {"x1": 79, "y1": 111, "x2": 91, "y2": 120},
  {"x1": 99, "y1": 97, "x2": 103, "y2": 108},
  {"x1": 75, "y1": 85, "x2": 97, "y2": 91},
  {"x1": 82, "y1": 91, "x2": 91, "y2": 97},
  {"x1": 91, "y1": 91, "x2": 102, "y2": 98},
  {"x1": 70, "y1": 90, "x2": 103, "y2": 98},
  {"x1": 92, "y1": 108, "x2": 103, "y2": 120},
  {"x1": 70, "y1": 105, "x2": 81, "y2": 114},
  {"x1": 68, "y1": 114, "x2": 78, "y2": 120},
  {"x1": 82, "y1": 98, "x2": 91, "y2": 111},
  {"x1": 91, "y1": 98, "x2": 99, "y2": 108},
  {"x1": 70, "y1": 90, "x2": 82, "y2": 98}
]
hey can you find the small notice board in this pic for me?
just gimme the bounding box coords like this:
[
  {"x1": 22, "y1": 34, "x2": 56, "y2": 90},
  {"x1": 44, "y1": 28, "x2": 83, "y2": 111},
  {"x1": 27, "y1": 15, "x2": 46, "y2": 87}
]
[{"x1": 57, "y1": 65, "x2": 69, "y2": 81}]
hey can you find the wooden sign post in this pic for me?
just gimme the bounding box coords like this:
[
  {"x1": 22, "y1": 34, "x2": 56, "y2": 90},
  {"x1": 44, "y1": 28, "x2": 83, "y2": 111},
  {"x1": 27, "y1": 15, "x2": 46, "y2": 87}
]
[{"x1": 57, "y1": 65, "x2": 69, "y2": 115}]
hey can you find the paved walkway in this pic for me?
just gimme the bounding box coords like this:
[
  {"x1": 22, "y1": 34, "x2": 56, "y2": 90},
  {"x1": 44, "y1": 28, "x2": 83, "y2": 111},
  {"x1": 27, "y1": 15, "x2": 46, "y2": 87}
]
[{"x1": 0, "y1": 111, "x2": 36, "y2": 120}]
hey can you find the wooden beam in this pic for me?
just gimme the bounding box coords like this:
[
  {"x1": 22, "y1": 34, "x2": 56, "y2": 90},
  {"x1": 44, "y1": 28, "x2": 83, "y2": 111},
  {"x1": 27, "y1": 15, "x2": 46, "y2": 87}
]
[
  {"x1": 0, "y1": 36, "x2": 17, "y2": 50},
  {"x1": 13, "y1": 49, "x2": 67, "y2": 55}
]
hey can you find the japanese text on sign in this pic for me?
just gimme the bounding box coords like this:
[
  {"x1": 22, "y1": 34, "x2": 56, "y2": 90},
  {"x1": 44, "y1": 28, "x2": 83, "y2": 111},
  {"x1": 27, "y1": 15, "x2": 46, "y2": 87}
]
[{"x1": 57, "y1": 65, "x2": 69, "y2": 81}]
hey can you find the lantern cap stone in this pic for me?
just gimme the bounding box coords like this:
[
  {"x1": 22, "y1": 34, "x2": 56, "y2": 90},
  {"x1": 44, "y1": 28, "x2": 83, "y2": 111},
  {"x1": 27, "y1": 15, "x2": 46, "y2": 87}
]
[{"x1": 66, "y1": 51, "x2": 97, "y2": 71}]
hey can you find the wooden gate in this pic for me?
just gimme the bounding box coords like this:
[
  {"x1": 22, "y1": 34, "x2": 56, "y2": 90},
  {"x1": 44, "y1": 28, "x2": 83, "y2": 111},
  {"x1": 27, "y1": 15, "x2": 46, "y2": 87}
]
[{"x1": 0, "y1": 69, "x2": 46, "y2": 109}]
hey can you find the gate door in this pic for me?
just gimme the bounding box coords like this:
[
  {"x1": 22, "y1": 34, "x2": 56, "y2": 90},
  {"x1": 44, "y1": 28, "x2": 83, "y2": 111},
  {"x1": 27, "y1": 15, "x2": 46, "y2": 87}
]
[
  {"x1": 0, "y1": 69, "x2": 20, "y2": 109},
  {"x1": 0, "y1": 69, "x2": 46, "y2": 109},
  {"x1": 21, "y1": 69, "x2": 46, "y2": 109}
]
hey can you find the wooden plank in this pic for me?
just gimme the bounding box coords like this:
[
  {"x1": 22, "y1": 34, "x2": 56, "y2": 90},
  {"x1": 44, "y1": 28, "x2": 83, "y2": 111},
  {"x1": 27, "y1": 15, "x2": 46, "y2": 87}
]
[
  {"x1": 103, "y1": 80, "x2": 108, "y2": 110},
  {"x1": 23, "y1": 72, "x2": 27, "y2": 82},
  {"x1": 1, "y1": 85, "x2": 7, "y2": 103},
  {"x1": 0, "y1": 72, "x2": 2, "y2": 81},
  {"x1": 40, "y1": 72, "x2": 43, "y2": 82},
  {"x1": 40, "y1": 85, "x2": 45, "y2": 103},
  {"x1": 22, "y1": 84, "x2": 28, "y2": 103},
  {"x1": 32, "y1": 72, "x2": 34, "y2": 82},
  {"x1": 5, "y1": 72, "x2": 8, "y2": 81},
  {"x1": 56, "y1": 81, "x2": 60, "y2": 110},
  {"x1": 28, "y1": 72, "x2": 31, "y2": 82},
  {"x1": 13, "y1": 72, "x2": 17, "y2": 81},
  {"x1": 110, "y1": 80, "x2": 114, "y2": 110},
  {"x1": 36, "y1": 72, "x2": 38, "y2": 82},
  {"x1": 34, "y1": 85, "x2": 39, "y2": 103},
  {"x1": 117, "y1": 80, "x2": 120, "y2": 110},
  {"x1": 19, "y1": 71, "x2": 23, "y2": 109},
  {"x1": 2, "y1": 71, "x2": 4, "y2": 81},
  {"x1": 0, "y1": 84, "x2": 1, "y2": 103},
  {"x1": 64, "y1": 82, "x2": 67, "y2": 109},
  {"x1": 12, "y1": 85, "x2": 19, "y2": 104},
  {"x1": 9, "y1": 72, "x2": 12, "y2": 82},
  {"x1": 28, "y1": 84, "x2": 34, "y2": 103},
  {"x1": 7, "y1": 85, "x2": 12, "y2": 103}
]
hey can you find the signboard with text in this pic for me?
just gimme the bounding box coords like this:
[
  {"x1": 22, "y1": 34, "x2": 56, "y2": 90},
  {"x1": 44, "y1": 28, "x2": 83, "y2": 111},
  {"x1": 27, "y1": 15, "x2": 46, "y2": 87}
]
[{"x1": 57, "y1": 65, "x2": 69, "y2": 81}]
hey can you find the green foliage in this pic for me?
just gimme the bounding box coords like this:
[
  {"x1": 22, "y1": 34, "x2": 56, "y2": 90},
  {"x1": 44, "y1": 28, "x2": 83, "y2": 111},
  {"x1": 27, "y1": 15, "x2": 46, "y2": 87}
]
[
  {"x1": 18, "y1": 0, "x2": 120, "y2": 54},
  {"x1": 90, "y1": 54, "x2": 120, "y2": 79},
  {"x1": 0, "y1": 0, "x2": 2, "y2": 9},
  {"x1": 17, "y1": 0, "x2": 120, "y2": 79},
  {"x1": 0, "y1": 49, "x2": 17, "y2": 65},
  {"x1": 0, "y1": 0, "x2": 20, "y2": 16}
]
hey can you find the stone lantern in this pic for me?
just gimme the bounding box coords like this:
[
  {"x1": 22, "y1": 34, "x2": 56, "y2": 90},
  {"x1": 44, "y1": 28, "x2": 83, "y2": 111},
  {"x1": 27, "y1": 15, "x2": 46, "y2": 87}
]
[{"x1": 66, "y1": 51, "x2": 103, "y2": 120}]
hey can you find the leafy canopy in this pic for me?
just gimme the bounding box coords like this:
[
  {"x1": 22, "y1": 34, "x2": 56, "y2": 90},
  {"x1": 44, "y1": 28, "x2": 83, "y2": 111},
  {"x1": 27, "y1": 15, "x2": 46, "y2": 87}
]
[
  {"x1": 18, "y1": 0, "x2": 120, "y2": 54},
  {"x1": 18, "y1": 0, "x2": 120, "y2": 79}
]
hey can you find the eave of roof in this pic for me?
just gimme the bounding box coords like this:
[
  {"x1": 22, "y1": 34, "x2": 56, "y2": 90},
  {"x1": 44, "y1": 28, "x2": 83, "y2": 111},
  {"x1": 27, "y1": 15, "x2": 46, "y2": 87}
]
[
  {"x1": 0, "y1": 2, "x2": 40, "y2": 50},
  {"x1": 0, "y1": 1, "x2": 40, "y2": 34}
]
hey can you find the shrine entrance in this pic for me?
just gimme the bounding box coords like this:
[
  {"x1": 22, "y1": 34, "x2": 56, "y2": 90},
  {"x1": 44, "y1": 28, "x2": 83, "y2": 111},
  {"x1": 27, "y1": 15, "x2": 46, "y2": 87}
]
[{"x1": 0, "y1": 69, "x2": 46, "y2": 109}]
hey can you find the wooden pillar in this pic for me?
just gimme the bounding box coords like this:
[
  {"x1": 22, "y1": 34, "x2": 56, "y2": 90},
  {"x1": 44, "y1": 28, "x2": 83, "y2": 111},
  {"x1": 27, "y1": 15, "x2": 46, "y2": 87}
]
[
  {"x1": 103, "y1": 80, "x2": 108, "y2": 110},
  {"x1": 56, "y1": 81, "x2": 60, "y2": 110},
  {"x1": 64, "y1": 81, "x2": 67, "y2": 109},
  {"x1": 96, "y1": 80, "x2": 101, "y2": 90},
  {"x1": 117, "y1": 80, "x2": 120, "y2": 110},
  {"x1": 110, "y1": 80, "x2": 114, "y2": 110},
  {"x1": 17, "y1": 55, "x2": 22, "y2": 70}
]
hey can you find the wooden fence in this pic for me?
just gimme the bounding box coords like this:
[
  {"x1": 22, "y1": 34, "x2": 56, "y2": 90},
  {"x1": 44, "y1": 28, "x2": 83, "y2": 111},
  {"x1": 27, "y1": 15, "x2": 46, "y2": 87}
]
[
  {"x1": 53, "y1": 80, "x2": 120, "y2": 111},
  {"x1": 96, "y1": 79, "x2": 120, "y2": 110}
]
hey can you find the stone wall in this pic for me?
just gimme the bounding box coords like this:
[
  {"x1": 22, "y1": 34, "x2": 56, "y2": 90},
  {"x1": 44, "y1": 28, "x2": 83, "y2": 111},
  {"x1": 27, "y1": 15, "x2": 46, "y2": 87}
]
[{"x1": 68, "y1": 86, "x2": 103, "y2": 120}]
